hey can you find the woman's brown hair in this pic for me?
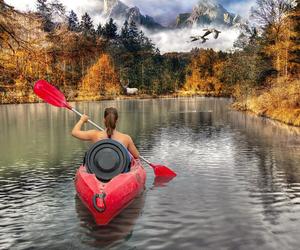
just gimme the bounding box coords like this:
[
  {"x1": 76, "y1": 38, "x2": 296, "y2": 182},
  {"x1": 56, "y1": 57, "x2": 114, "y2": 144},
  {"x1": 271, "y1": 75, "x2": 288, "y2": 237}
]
[{"x1": 104, "y1": 107, "x2": 118, "y2": 138}]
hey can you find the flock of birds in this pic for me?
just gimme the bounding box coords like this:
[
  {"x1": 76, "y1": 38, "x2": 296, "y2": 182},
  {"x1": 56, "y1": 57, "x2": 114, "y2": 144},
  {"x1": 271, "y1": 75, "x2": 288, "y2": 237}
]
[{"x1": 189, "y1": 28, "x2": 221, "y2": 44}]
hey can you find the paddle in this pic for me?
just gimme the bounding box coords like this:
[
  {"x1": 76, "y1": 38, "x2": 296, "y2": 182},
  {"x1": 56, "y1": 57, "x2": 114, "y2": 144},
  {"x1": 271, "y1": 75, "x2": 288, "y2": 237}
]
[{"x1": 33, "y1": 80, "x2": 177, "y2": 177}]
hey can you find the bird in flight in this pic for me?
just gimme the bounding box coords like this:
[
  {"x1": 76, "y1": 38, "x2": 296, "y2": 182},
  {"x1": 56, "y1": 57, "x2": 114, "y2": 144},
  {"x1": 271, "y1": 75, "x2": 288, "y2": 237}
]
[
  {"x1": 202, "y1": 28, "x2": 213, "y2": 38},
  {"x1": 190, "y1": 35, "x2": 209, "y2": 43},
  {"x1": 212, "y1": 29, "x2": 221, "y2": 39},
  {"x1": 189, "y1": 28, "x2": 221, "y2": 44}
]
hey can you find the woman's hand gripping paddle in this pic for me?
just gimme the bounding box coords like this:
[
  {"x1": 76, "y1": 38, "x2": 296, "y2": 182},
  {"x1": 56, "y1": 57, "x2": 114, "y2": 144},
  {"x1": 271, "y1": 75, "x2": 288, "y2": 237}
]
[{"x1": 34, "y1": 80, "x2": 177, "y2": 178}]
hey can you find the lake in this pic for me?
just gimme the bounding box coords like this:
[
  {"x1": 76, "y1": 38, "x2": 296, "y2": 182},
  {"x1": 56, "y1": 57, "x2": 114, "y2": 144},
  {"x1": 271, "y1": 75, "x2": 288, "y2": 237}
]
[{"x1": 1, "y1": 97, "x2": 300, "y2": 250}]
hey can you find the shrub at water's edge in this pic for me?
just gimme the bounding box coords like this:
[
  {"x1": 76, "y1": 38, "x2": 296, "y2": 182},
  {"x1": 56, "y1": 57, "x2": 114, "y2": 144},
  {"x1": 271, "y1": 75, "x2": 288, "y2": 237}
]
[{"x1": 233, "y1": 78, "x2": 300, "y2": 126}]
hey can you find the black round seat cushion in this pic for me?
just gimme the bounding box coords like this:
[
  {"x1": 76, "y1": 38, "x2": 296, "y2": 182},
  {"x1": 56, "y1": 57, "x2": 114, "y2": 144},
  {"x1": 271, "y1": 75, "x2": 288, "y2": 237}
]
[{"x1": 85, "y1": 139, "x2": 131, "y2": 181}]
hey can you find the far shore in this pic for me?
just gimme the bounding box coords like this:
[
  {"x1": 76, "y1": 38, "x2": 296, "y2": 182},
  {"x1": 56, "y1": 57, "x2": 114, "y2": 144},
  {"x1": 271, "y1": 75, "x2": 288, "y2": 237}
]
[
  {"x1": 0, "y1": 90, "x2": 229, "y2": 105},
  {"x1": 1, "y1": 91, "x2": 300, "y2": 128}
]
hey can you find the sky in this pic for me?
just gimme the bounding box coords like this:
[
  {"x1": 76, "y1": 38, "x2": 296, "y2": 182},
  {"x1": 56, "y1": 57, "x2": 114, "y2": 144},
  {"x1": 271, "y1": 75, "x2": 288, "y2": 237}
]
[
  {"x1": 123, "y1": 0, "x2": 255, "y2": 25},
  {"x1": 5, "y1": 0, "x2": 256, "y2": 52},
  {"x1": 5, "y1": 0, "x2": 256, "y2": 24}
]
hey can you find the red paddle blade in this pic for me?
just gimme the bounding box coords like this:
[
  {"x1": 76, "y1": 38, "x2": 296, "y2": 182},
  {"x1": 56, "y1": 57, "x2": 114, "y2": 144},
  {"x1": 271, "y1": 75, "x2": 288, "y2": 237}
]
[
  {"x1": 34, "y1": 80, "x2": 71, "y2": 109},
  {"x1": 150, "y1": 164, "x2": 177, "y2": 177}
]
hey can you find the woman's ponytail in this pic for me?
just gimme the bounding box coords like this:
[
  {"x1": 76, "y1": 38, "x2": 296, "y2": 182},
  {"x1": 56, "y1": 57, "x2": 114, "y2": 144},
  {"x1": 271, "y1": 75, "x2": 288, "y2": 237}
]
[{"x1": 104, "y1": 107, "x2": 118, "y2": 138}]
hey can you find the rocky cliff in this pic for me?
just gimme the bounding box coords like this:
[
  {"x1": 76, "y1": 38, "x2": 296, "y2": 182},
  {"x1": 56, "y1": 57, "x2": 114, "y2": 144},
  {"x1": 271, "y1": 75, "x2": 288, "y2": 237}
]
[
  {"x1": 102, "y1": 0, "x2": 163, "y2": 30},
  {"x1": 175, "y1": 0, "x2": 242, "y2": 28}
]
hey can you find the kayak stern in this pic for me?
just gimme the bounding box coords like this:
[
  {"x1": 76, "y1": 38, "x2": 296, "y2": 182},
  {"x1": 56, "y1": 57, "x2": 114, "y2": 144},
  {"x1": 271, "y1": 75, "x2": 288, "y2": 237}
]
[{"x1": 75, "y1": 159, "x2": 146, "y2": 225}]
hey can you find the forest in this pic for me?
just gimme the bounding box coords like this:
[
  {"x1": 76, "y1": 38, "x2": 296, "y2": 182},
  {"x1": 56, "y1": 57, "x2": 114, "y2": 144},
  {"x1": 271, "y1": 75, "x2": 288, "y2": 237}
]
[{"x1": 0, "y1": 0, "x2": 299, "y2": 125}]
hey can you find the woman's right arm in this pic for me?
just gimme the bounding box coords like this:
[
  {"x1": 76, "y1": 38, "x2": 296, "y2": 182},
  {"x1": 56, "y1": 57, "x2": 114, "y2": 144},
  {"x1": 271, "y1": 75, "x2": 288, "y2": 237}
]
[{"x1": 71, "y1": 115, "x2": 97, "y2": 141}]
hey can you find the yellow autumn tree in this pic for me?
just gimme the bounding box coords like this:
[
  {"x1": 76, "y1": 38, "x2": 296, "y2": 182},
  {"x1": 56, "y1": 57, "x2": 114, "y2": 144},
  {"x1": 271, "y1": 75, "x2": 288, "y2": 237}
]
[
  {"x1": 183, "y1": 49, "x2": 224, "y2": 95},
  {"x1": 78, "y1": 54, "x2": 121, "y2": 100},
  {"x1": 252, "y1": 0, "x2": 299, "y2": 80},
  {"x1": 263, "y1": 16, "x2": 297, "y2": 79},
  {"x1": 0, "y1": 2, "x2": 51, "y2": 104}
]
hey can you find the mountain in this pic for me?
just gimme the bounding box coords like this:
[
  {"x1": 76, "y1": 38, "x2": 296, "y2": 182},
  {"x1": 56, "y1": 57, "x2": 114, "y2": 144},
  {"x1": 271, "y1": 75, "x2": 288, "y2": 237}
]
[
  {"x1": 175, "y1": 0, "x2": 242, "y2": 28},
  {"x1": 102, "y1": 0, "x2": 164, "y2": 30},
  {"x1": 102, "y1": 0, "x2": 242, "y2": 30}
]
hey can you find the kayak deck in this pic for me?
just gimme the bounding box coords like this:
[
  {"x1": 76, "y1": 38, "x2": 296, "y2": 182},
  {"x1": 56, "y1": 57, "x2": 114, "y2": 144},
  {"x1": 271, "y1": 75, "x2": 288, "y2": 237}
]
[{"x1": 74, "y1": 159, "x2": 146, "y2": 225}]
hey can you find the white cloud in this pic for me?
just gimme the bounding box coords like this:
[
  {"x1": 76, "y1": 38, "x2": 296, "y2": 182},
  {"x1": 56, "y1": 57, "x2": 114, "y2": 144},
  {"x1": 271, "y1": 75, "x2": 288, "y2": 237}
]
[
  {"x1": 144, "y1": 26, "x2": 240, "y2": 53},
  {"x1": 6, "y1": 0, "x2": 104, "y2": 24},
  {"x1": 5, "y1": 0, "x2": 35, "y2": 11},
  {"x1": 6, "y1": 0, "x2": 103, "y2": 11}
]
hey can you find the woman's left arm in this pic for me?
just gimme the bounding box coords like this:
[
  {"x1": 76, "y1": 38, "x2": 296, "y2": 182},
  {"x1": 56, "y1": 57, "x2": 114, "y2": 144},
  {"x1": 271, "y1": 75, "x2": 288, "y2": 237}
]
[{"x1": 71, "y1": 115, "x2": 97, "y2": 141}]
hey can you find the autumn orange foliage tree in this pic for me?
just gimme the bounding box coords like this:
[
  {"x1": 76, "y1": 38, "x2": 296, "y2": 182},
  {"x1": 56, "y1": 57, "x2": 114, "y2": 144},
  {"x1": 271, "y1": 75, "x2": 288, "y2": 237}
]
[
  {"x1": 183, "y1": 49, "x2": 226, "y2": 95},
  {"x1": 0, "y1": 2, "x2": 50, "y2": 103},
  {"x1": 78, "y1": 54, "x2": 121, "y2": 100}
]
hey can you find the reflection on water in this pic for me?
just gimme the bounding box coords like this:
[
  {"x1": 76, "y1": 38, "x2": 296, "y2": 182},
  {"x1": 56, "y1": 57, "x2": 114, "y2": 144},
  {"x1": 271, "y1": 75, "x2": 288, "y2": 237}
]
[
  {"x1": 0, "y1": 98, "x2": 300, "y2": 249},
  {"x1": 75, "y1": 194, "x2": 145, "y2": 249},
  {"x1": 152, "y1": 176, "x2": 176, "y2": 188}
]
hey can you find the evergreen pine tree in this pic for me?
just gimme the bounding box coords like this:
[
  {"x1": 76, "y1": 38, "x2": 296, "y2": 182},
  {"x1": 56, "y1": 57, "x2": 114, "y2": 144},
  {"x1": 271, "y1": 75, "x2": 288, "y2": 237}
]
[
  {"x1": 36, "y1": 0, "x2": 49, "y2": 15},
  {"x1": 36, "y1": 0, "x2": 54, "y2": 32},
  {"x1": 68, "y1": 10, "x2": 79, "y2": 32},
  {"x1": 96, "y1": 23, "x2": 103, "y2": 37},
  {"x1": 50, "y1": 0, "x2": 65, "y2": 18},
  {"x1": 125, "y1": 21, "x2": 140, "y2": 52},
  {"x1": 128, "y1": 21, "x2": 139, "y2": 40},
  {"x1": 138, "y1": 30, "x2": 154, "y2": 51},
  {"x1": 121, "y1": 20, "x2": 129, "y2": 40},
  {"x1": 102, "y1": 18, "x2": 118, "y2": 39},
  {"x1": 80, "y1": 12, "x2": 95, "y2": 38}
]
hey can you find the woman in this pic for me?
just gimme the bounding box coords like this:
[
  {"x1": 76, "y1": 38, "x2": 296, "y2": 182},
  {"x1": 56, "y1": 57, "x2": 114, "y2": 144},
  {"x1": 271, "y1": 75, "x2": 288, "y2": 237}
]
[{"x1": 71, "y1": 107, "x2": 139, "y2": 159}]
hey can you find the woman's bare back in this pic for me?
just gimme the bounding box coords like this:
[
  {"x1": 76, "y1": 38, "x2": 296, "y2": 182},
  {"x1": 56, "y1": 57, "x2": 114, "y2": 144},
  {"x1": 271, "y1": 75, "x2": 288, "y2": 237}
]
[
  {"x1": 71, "y1": 113, "x2": 140, "y2": 159},
  {"x1": 92, "y1": 130, "x2": 129, "y2": 147},
  {"x1": 89, "y1": 130, "x2": 139, "y2": 158}
]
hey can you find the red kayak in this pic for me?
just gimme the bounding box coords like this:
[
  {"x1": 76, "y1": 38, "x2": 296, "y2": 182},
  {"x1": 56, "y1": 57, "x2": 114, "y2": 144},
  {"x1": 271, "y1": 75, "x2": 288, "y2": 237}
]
[{"x1": 74, "y1": 159, "x2": 146, "y2": 225}]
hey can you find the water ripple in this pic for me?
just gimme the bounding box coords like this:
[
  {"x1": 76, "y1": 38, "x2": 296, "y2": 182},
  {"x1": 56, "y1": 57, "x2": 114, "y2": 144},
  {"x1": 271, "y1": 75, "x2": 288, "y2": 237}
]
[{"x1": 1, "y1": 98, "x2": 300, "y2": 249}]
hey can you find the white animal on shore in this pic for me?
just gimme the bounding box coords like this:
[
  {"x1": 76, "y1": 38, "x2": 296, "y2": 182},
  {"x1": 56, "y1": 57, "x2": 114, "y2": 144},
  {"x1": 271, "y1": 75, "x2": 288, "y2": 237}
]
[
  {"x1": 125, "y1": 87, "x2": 138, "y2": 95},
  {"x1": 121, "y1": 82, "x2": 138, "y2": 95}
]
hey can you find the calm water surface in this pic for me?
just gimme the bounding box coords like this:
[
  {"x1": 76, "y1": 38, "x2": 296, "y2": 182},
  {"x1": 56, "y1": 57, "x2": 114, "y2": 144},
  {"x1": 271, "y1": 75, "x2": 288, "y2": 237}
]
[{"x1": 1, "y1": 98, "x2": 300, "y2": 250}]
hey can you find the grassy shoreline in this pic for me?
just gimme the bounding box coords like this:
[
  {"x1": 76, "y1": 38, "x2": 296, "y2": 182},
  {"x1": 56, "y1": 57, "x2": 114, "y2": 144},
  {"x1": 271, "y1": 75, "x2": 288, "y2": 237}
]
[
  {"x1": 233, "y1": 101, "x2": 300, "y2": 127},
  {"x1": 232, "y1": 79, "x2": 300, "y2": 127}
]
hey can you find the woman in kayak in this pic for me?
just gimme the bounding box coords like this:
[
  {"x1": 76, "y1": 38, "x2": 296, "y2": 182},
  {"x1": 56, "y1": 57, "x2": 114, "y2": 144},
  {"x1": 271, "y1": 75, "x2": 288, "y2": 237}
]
[{"x1": 71, "y1": 107, "x2": 139, "y2": 159}]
